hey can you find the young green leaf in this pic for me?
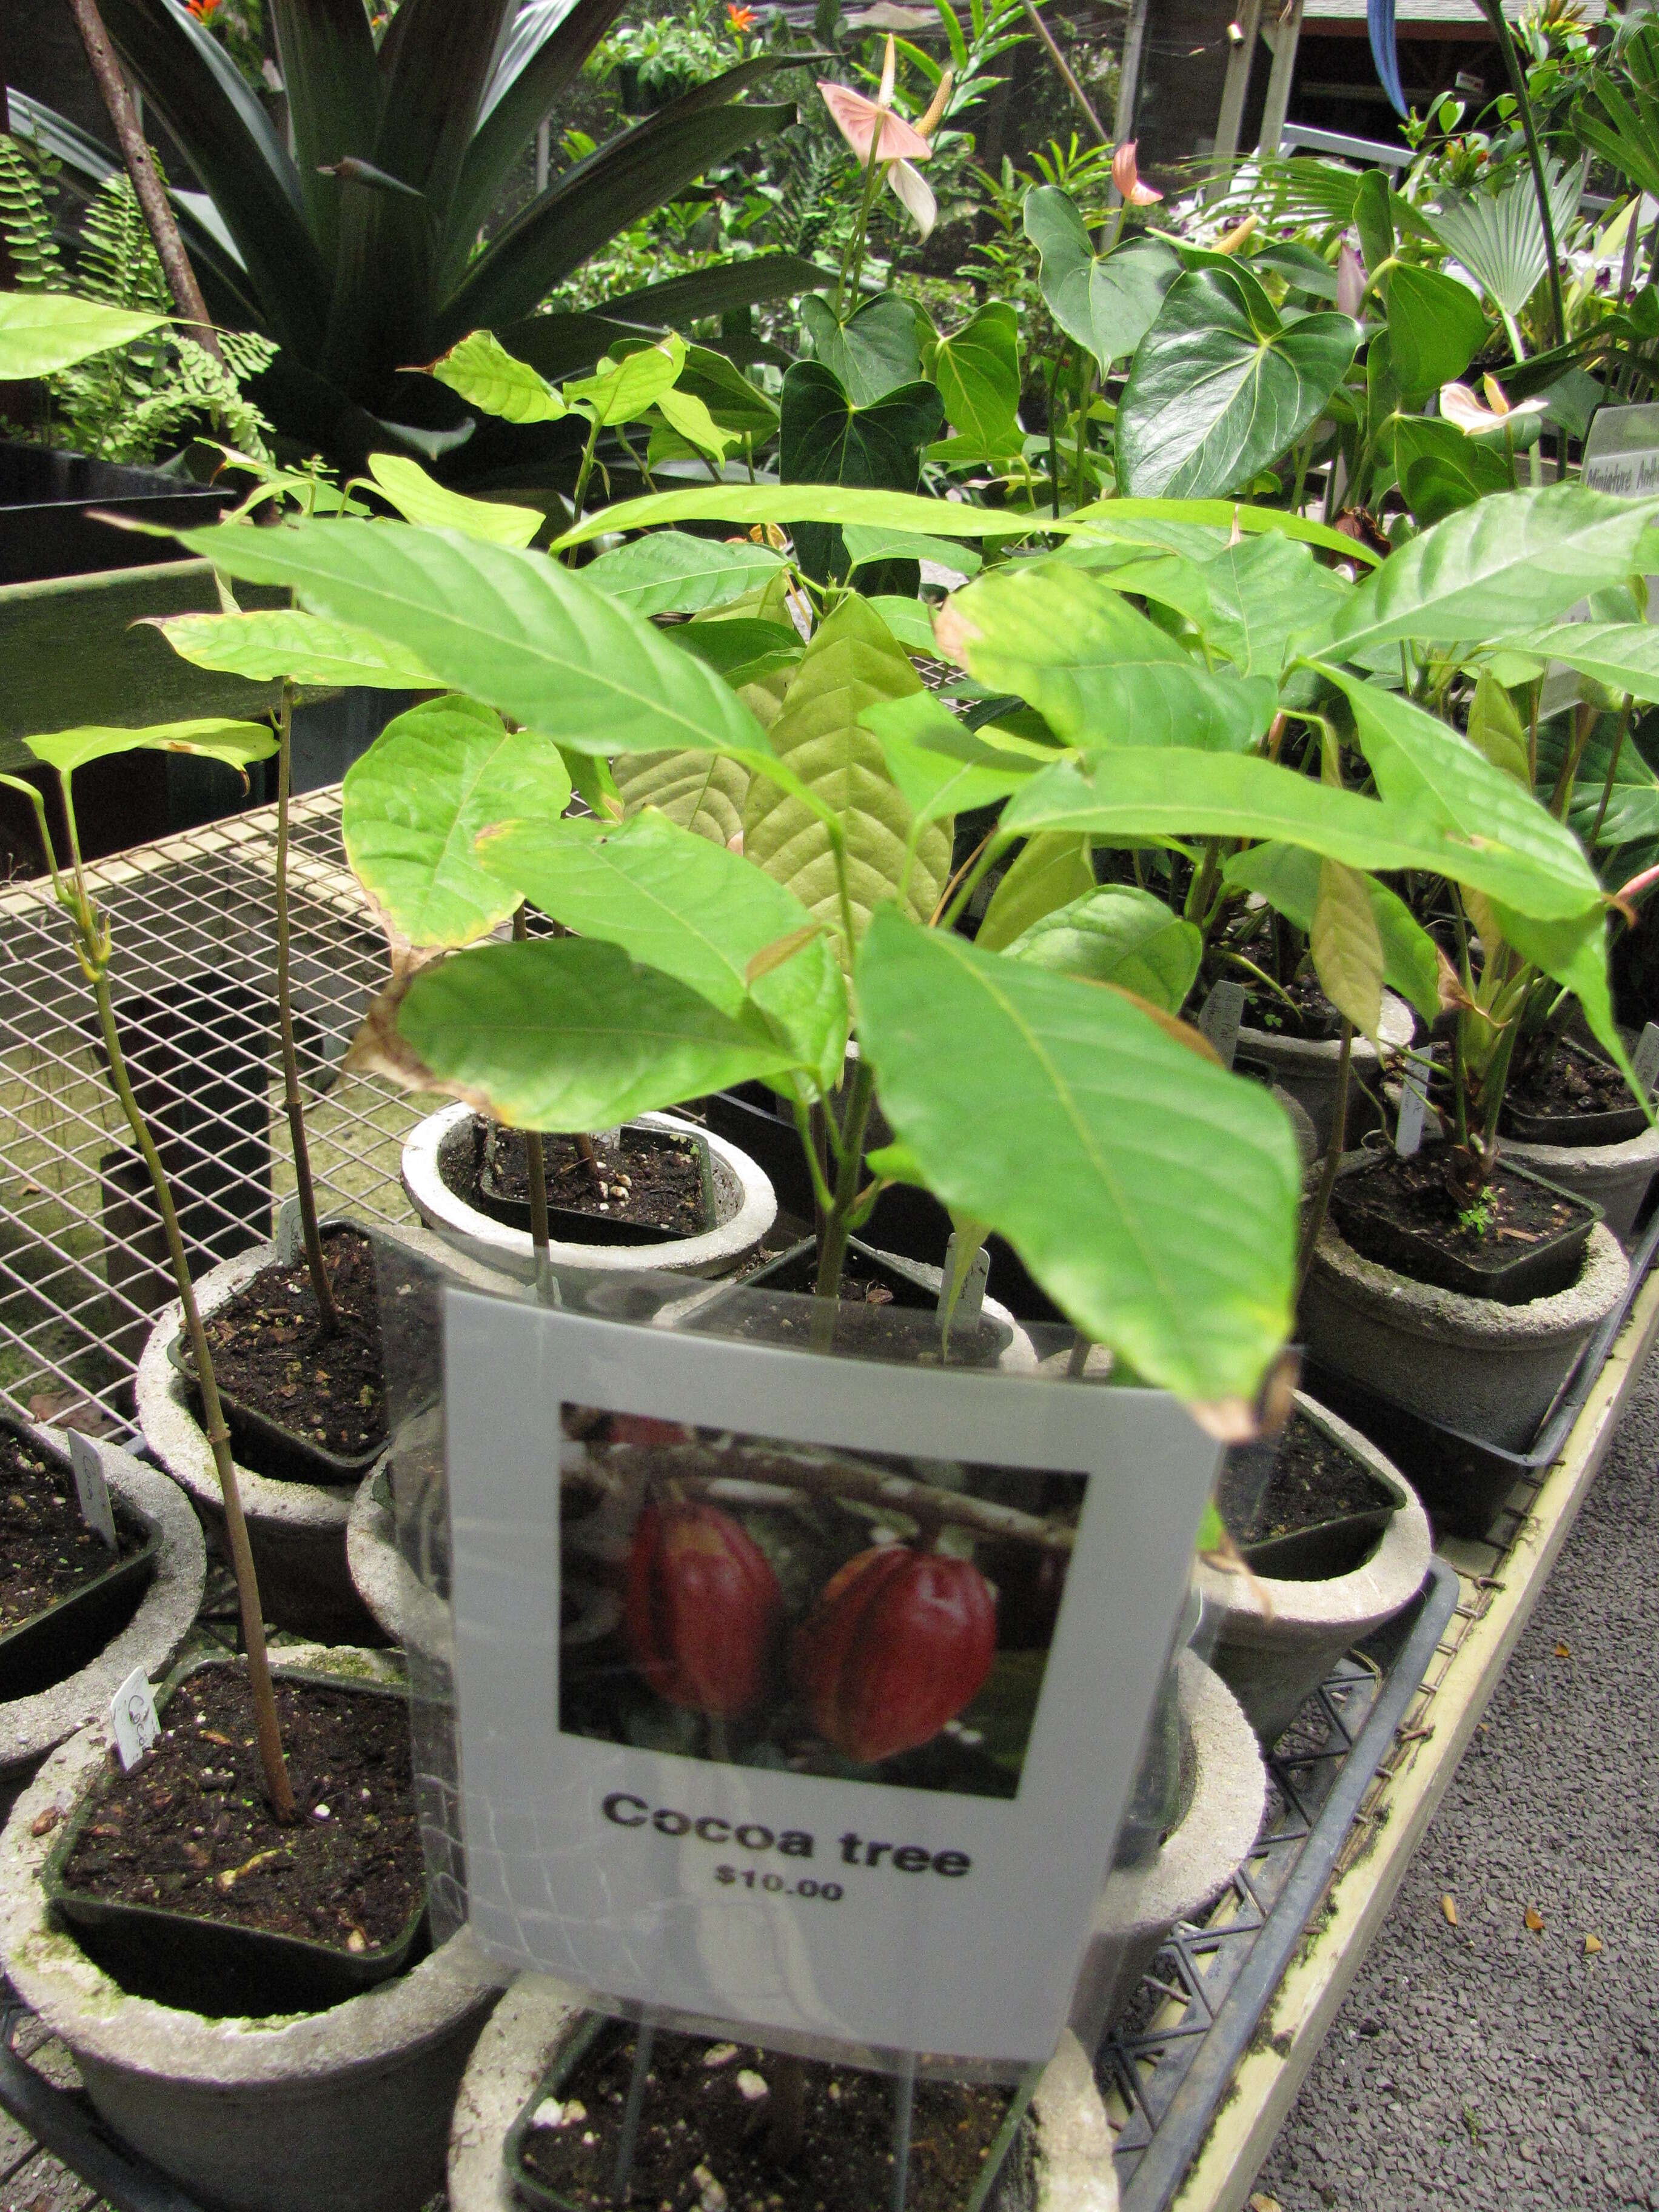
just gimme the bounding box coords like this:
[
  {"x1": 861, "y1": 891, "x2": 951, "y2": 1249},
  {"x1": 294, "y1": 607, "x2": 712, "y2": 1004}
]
[
  {"x1": 976, "y1": 832, "x2": 1096, "y2": 953},
  {"x1": 654, "y1": 383, "x2": 737, "y2": 463},
  {"x1": 423, "y1": 329, "x2": 568, "y2": 423},
  {"x1": 155, "y1": 607, "x2": 440, "y2": 689},
  {"x1": 842, "y1": 526, "x2": 983, "y2": 579},
  {"x1": 0, "y1": 289, "x2": 164, "y2": 378},
  {"x1": 1466, "y1": 667, "x2": 1530, "y2": 783},
  {"x1": 1492, "y1": 621, "x2": 1659, "y2": 705},
  {"x1": 341, "y1": 698, "x2": 571, "y2": 949},
  {"x1": 667, "y1": 618, "x2": 803, "y2": 688},
  {"x1": 581, "y1": 532, "x2": 787, "y2": 618},
  {"x1": 1222, "y1": 842, "x2": 1441, "y2": 1022},
  {"x1": 1310, "y1": 858, "x2": 1385, "y2": 1039},
  {"x1": 855, "y1": 908, "x2": 1299, "y2": 1403},
  {"x1": 364, "y1": 454, "x2": 543, "y2": 548},
  {"x1": 1003, "y1": 885, "x2": 1201, "y2": 1013},
  {"x1": 930, "y1": 303, "x2": 1022, "y2": 455},
  {"x1": 24, "y1": 720, "x2": 278, "y2": 777},
  {"x1": 1384, "y1": 264, "x2": 1488, "y2": 401},
  {"x1": 1022, "y1": 187, "x2": 1181, "y2": 369},
  {"x1": 564, "y1": 336, "x2": 687, "y2": 427},
  {"x1": 860, "y1": 693, "x2": 1034, "y2": 827}
]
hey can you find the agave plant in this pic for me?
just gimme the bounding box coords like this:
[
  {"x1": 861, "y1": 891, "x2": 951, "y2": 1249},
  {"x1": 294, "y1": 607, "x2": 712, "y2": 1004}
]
[{"x1": 17, "y1": 0, "x2": 822, "y2": 477}]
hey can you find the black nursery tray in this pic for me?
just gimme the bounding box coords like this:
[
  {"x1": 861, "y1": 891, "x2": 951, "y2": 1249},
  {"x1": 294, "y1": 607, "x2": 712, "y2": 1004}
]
[
  {"x1": 1330, "y1": 1155, "x2": 1601, "y2": 1306},
  {"x1": 1500, "y1": 1038, "x2": 1651, "y2": 1145},
  {"x1": 472, "y1": 1121, "x2": 718, "y2": 1248},
  {"x1": 42, "y1": 1664, "x2": 429, "y2": 2019},
  {"x1": 0, "y1": 1513, "x2": 158, "y2": 1704},
  {"x1": 1238, "y1": 1461, "x2": 1406, "y2": 1583},
  {"x1": 167, "y1": 1326, "x2": 384, "y2": 1487}
]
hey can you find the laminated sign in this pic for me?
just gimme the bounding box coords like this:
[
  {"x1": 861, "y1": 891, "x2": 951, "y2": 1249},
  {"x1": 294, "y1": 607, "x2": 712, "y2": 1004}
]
[{"x1": 444, "y1": 1290, "x2": 1222, "y2": 2065}]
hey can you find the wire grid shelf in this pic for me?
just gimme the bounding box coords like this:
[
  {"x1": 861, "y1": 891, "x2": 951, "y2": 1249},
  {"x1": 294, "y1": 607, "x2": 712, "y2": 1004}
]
[{"x1": 0, "y1": 786, "x2": 426, "y2": 1437}]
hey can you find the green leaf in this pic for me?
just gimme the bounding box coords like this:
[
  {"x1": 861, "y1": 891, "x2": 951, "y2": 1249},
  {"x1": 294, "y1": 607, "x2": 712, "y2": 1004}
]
[
  {"x1": 0, "y1": 287, "x2": 164, "y2": 377},
  {"x1": 1355, "y1": 168, "x2": 1395, "y2": 275},
  {"x1": 1310, "y1": 857, "x2": 1384, "y2": 1039},
  {"x1": 364, "y1": 453, "x2": 543, "y2": 548},
  {"x1": 860, "y1": 693, "x2": 1034, "y2": 827},
  {"x1": 1466, "y1": 666, "x2": 1530, "y2": 783},
  {"x1": 564, "y1": 335, "x2": 686, "y2": 427},
  {"x1": 1493, "y1": 620, "x2": 1659, "y2": 705},
  {"x1": 475, "y1": 808, "x2": 846, "y2": 1088},
  {"x1": 976, "y1": 831, "x2": 1096, "y2": 953},
  {"x1": 341, "y1": 697, "x2": 571, "y2": 950},
  {"x1": 394, "y1": 936, "x2": 799, "y2": 1131},
  {"x1": 1004, "y1": 885, "x2": 1200, "y2": 1013},
  {"x1": 423, "y1": 328, "x2": 567, "y2": 423},
  {"x1": 654, "y1": 383, "x2": 737, "y2": 464},
  {"x1": 1067, "y1": 497, "x2": 1378, "y2": 568},
  {"x1": 1393, "y1": 417, "x2": 1513, "y2": 526},
  {"x1": 1305, "y1": 486, "x2": 1659, "y2": 661},
  {"x1": 742, "y1": 595, "x2": 950, "y2": 972},
  {"x1": 800, "y1": 292, "x2": 922, "y2": 406},
  {"x1": 172, "y1": 517, "x2": 774, "y2": 768},
  {"x1": 1118, "y1": 267, "x2": 1359, "y2": 500},
  {"x1": 937, "y1": 560, "x2": 1276, "y2": 751},
  {"x1": 842, "y1": 526, "x2": 982, "y2": 580},
  {"x1": 863, "y1": 595, "x2": 940, "y2": 655},
  {"x1": 1222, "y1": 842, "x2": 1441, "y2": 1023},
  {"x1": 614, "y1": 751, "x2": 749, "y2": 845},
  {"x1": 780, "y1": 363, "x2": 946, "y2": 583},
  {"x1": 1081, "y1": 530, "x2": 1348, "y2": 683},
  {"x1": 1424, "y1": 159, "x2": 1581, "y2": 323},
  {"x1": 930, "y1": 303, "x2": 1022, "y2": 455},
  {"x1": 154, "y1": 607, "x2": 440, "y2": 688},
  {"x1": 856, "y1": 908, "x2": 1299, "y2": 1403},
  {"x1": 666, "y1": 618, "x2": 803, "y2": 688},
  {"x1": 24, "y1": 718, "x2": 277, "y2": 777},
  {"x1": 1384, "y1": 264, "x2": 1488, "y2": 401},
  {"x1": 580, "y1": 532, "x2": 786, "y2": 617},
  {"x1": 1022, "y1": 187, "x2": 1180, "y2": 369},
  {"x1": 1492, "y1": 903, "x2": 1638, "y2": 1095},
  {"x1": 676, "y1": 343, "x2": 779, "y2": 440}
]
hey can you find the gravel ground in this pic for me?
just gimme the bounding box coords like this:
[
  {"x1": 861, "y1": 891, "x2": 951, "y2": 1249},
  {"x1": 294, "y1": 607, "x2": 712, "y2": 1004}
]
[{"x1": 1253, "y1": 1355, "x2": 1659, "y2": 2212}]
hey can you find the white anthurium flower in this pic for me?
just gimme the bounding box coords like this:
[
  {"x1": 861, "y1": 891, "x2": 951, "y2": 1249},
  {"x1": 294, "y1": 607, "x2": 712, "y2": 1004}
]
[
  {"x1": 819, "y1": 38, "x2": 953, "y2": 241},
  {"x1": 1439, "y1": 374, "x2": 1549, "y2": 441}
]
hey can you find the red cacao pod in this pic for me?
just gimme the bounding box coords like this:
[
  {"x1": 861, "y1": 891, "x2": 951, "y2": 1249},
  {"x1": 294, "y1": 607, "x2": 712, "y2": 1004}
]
[
  {"x1": 792, "y1": 1546, "x2": 997, "y2": 1764},
  {"x1": 625, "y1": 1501, "x2": 782, "y2": 1717}
]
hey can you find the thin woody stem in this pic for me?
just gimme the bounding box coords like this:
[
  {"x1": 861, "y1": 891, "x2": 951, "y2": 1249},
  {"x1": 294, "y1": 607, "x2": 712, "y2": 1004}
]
[
  {"x1": 511, "y1": 906, "x2": 553, "y2": 1265},
  {"x1": 276, "y1": 685, "x2": 338, "y2": 1336}
]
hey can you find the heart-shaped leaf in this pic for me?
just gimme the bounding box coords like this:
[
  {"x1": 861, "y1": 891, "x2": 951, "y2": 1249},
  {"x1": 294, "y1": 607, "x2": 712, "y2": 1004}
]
[
  {"x1": 1385, "y1": 264, "x2": 1487, "y2": 401},
  {"x1": 930, "y1": 303, "x2": 1022, "y2": 456},
  {"x1": 1023, "y1": 187, "x2": 1180, "y2": 369},
  {"x1": 780, "y1": 362, "x2": 946, "y2": 583},
  {"x1": 800, "y1": 292, "x2": 923, "y2": 405}
]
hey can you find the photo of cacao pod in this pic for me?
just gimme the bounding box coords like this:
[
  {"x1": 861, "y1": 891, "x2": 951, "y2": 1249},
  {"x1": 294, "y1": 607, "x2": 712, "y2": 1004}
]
[
  {"x1": 791, "y1": 1546, "x2": 998, "y2": 1764},
  {"x1": 625, "y1": 1500, "x2": 783, "y2": 1718}
]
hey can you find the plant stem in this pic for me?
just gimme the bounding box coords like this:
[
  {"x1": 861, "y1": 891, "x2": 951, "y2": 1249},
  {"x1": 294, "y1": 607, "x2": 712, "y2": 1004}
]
[
  {"x1": 813, "y1": 1057, "x2": 877, "y2": 1324},
  {"x1": 1021, "y1": 0, "x2": 1111, "y2": 146},
  {"x1": 567, "y1": 412, "x2": 603, "y2": 542},
  {"x1": 511, "y1": 905, "x2": 553, "y2": 1270},
  {"x1": 1478, "y1": 0, "x2": 1565, "y2": 349},
  {"x1": 275, "y1": 685, "x2": 338, "y2": 1336},
  {"x1": 839, "y1": 142, "x2": 887, "y2": 318},
  {"x1": 1590, "y1": 697, "x2": 1634, "y2": 845},
  {"x1": 64, "y1": 0, "x2": 224, "y2": 363},
  {"x1": 1294, "y1": 1019, "x2": 1352, "y2": 1307},
  {"x1": 1072, "y1": 355, "x2": 1094, "y2": 503},
  {"x1": 1044, "y1": 344, "x2": 1066, "y2": 520}
]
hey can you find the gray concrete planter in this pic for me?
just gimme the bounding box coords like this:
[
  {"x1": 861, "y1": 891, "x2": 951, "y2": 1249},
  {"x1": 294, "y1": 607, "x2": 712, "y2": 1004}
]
[
  {"x1": 347, "y1": 1440, "x2": 451, "y2": 1664},
  {"x1": 1500, "y1": 1119, "x2": 1659, "y2": 1244},
  {"x1": 1068, "y1": 1654, "x2": 1265, "y2": 2051},
  {"x1": 136, "y1": 1221, "x2": 506, "y2": 1643},
  {"x1": 1301, "y1": 1215, "x2": 1629, "y2": 1452},
  {"x1": 0, "y1": 1644, "x2": 503, "y2": 2212},
  {"x1": 402, "y1": 1105, "x2": 776, "y2": 1276},
  {"x1": 1239, "y1": 991, "x2": 1413, "y2": 1151},
  {"x1": 449, "y1": 1973, "x2": 1122, "y2": 2212},
  {"x1": 1195, "y1": 1396, "x2": 1432, "y2": 1746},
  {"x1": 1, "y1": 1424, "x2": 205, "y2": 1827}
]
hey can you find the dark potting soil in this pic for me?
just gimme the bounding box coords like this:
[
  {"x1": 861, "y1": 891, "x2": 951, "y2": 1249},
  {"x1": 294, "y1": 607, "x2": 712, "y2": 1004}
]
[
  {"x1": 1332, "y1": 1152, "x2": 1583, "y2": 1272},
  {"x1": 56, "y1": 1666, "x2": 424, "y2": 1952},
  {"x1": 1242, "y1": 969, "x2": 1344, "y2": 1042},
  {"x1": 199, "y1": 1229, "x2": 395, "y2": 1459},
  {"x1": 1217, "y1": 1412, "x2": 1393, "y2": 1549},
  {"x1": 1506, "y1": 1038, "x2": 1634, "y2": 1122},
  {"x1": 477, "y1": 1125, "x2": 711, "y2": 1235},
  {"x1": 0, "y1": 1432, "x2": 145, "y2": 1634},
  {"x1": 517, "y1": 2026, "x2": 1018, "y2": 2212}
]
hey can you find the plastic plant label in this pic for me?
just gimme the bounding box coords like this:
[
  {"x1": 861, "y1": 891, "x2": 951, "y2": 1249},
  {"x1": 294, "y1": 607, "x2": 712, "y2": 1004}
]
[
  {"x1": 1580, "y1": 403, "x2": 1659, "y2": 498},
  {"x1": 939, "y1": 1233, "x2": 989, "y2": 1330},
  {"x1": 442, "y1": 1287, "x2": 1225, "y2": 2066},
  {"x1": 110, "y1": 1667, "x2": 160, "y2": 1772},
  {"x1": 1198, "y1": 980, "x2": 1245, "y2": 1070},
  {"x1": 67, "y1": 1431, "x2": 118, "y2": 1550},
  {"x1": 1395, "y1": 1047, "x2": 1434, "y2": 1158},
  {"x1": 1634, "y1": 1022, "x2": 1659, "y2": 1097}
]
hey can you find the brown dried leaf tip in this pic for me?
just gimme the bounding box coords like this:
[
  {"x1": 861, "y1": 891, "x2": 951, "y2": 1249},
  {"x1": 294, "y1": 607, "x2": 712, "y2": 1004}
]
[
  {"x1": 1440, "y1": 1894, "x2": 1458, "y2": 1927},
  {"x1": 1524, "y1": 1906, "x2": 1545, "y2": 1933}
]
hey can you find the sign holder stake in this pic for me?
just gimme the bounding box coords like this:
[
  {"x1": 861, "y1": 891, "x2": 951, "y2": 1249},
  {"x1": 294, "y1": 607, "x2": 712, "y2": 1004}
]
[
  {"x1": 890, "y1": 2054, "x2": 916, "y2": 2212},
  {"x1": 612, "y1": 2016, "x2": 657, "y2": 2202}
]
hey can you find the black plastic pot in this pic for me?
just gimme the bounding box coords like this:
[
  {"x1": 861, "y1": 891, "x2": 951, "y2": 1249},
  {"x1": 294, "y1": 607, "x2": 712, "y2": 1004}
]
[
  {"x1": 705, "y1": 1235, "x2": 1014, "y2": 1367},
  {"x1": 42, "y1": 1661, "x2": 429, "y2": 2018},
  {"x1": 0, "y1": 1510, "x2": 158, "y2": 1703},
  {"x1": 468, "y1": 1119, "x2": 718, "y2": 1248},
  {"x1": 0, "y1": 442, "x2": 233, "y2": 588},
  {"x1": 1238, "y1": 1460, "x2": 1406, "y2": 1582},
  {"x1": 1500, "y1": 1038, "x2": 1650, "y2": 1146},
  {"x1": 1330, "y1": 1156, "x2": 1601, "y2": 1307}
]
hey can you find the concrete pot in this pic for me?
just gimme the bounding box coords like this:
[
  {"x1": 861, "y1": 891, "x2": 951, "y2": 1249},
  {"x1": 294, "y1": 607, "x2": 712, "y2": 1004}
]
[
  {"x1": 347, "y1": 1441, "x2": 450, "y2": 1664},
  {"x1": 136, "y1": 1221, "x2": 507, "y2": 1643},
  {"x1": 0, "y1": 1645, "x2": 503, "y2": 2212},
  {"x1": 1300, "y1": 1215, "x2": 1629, "y2": 1453},
  {"x1": 1, "y1": 1423, "x2": 206, "y2": 1826},
  {"x1": 1195, "y1": 1396, "x2": 1432, "y2": 1746},
  {"x1": 1500, "y1": 1119, "x2": 1659, "y2": 1244},
  {"x1": 1238, "y1": 991, "x2": 1414, "y2": 1151},
  {"x1": 448, "y1": 1974, "x2": 1119, "y2": 2212},
  {"x1": 1068, "y1": 1653, "x2": 1265, "y2": 2052},
  {"x1": 402, "y1": 1105, "x2": 776, "y2": 1276}
]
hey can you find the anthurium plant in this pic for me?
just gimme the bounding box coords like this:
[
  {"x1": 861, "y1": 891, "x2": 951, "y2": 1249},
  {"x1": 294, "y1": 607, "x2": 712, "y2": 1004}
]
[{"x1": 133, "y1": 437, "x2": 1658, "y2": 1428}]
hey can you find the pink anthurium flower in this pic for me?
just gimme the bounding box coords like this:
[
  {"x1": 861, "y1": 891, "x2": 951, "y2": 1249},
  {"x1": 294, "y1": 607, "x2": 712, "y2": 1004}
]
[
  {"x1": 819, "y1": 37, "x2": 950, "y2": 240},
  {"x1": 1111, "y1": 140, "x2": 1162, "y2": 207},
  {"x1": 1337, "y1": 243, "x2": 1366, "y2": 320}
]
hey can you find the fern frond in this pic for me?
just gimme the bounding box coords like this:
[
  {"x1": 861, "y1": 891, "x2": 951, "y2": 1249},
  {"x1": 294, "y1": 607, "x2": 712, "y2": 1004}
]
[{"x1": 0, "y1": 133, "x2": 65, "y2": 290}]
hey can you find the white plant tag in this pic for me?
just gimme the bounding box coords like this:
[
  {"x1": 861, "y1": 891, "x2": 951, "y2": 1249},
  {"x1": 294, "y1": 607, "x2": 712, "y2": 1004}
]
[
  {"x1": 1396, "y1": 1048, "x2": 1434, "y2": 1158},
  {"x1": 939, "y1": 1235, "x2": 989, "y2": 1333},
  {"x1": 67, "y1": 1431, "x2": 118, "y2": 1551},
  {"x1": 1198, "y1": 981, "x2": 1246, "y2": 1070},
  {"x1": 110, "y1": 1667, "x2": 161, "y2": 1772},
  {"x1": 1634, "y1": 1021, "x2": 1659, "y2": 1097}
]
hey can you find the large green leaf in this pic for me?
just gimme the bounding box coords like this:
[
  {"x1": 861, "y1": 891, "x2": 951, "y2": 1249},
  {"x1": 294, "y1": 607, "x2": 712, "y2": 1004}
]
[
  {"x1": 1384, "y1": 264, "x2": 1487, "y2": 401},
  {"x1": 938, "y1": 561, "x2": 1276, "y2": 751},
  {"x1": 780, "y1": 364, "x2": 945, "y2": 584},
  {"x1": 1425, "y1": 159, "x2": 1581, "y2": 324},
  {"x1": 24, "y1": 719, "x2": 278, "y2": 777},
  {"x1": 860, "y1": 693, "x2": 1035, "y2": 828},
  {"x1": 0, "y1": 290, "x2": 163, "y2": 378},
  {"x1": 394, "y1": 936, "x2": 799, "y2": 1130},
  {"x1": 1022, "y1": 187, "x2": 1180, "y2": 369},
  {"x1": 855, "y1": 908, "x2": 1299, "y2": 1403},
  {"x1": 269, "y1": 0, "x2": 382, "y2": 265},
  {"x1": 172, "y1": 517, "x2": 773, "y2": 766},
  {"x1": 1222, "y1": 841, "x2": 1441, "y2": 1022},
  {"x1": 930, "y1": 303, "x2": 1022, "y2": 457},
  {"x1": 155, "y1": 607, "x2": 440, "y2": 689},
  {"x1": 1305, "y1": 486, "x2": 1659, "y2": 661},
  {"x1": 1184, "y1": 531, "x2": 1350, "y2": 682},
  {"x1": 1117, "y1": 267, "x2": 1359, "y2": 500},
  {"x1": 581, "y1": 532, "x2": 786, "y2": 617},
  {"x1": 800, "y1": 293, "x2": 922, "y2": 406},
  {"x1": 364, "y1": 454, "x2": 545, "y2": 548},
  {"x1": 1004, "y1": 885, "x2": 1201, "y2": 1013},
  {"x1": 475, "y1": 809, "x2": 846, "y2": 1087},
  {"x1": 1493, "y1": 621, "x2": 1659, "y2": 705},
  {"x1": 341, "y1": 697, "x2": 571, "y2": 950},
  {"x1": 976, "y1": 832, "x2": 1095, "y2": 953},
  {"x1": 614, "y1": 750, "x2": 749, "y2": 845},
  {"x1": 424, "y1": 328, "x2": 568, "y2": 423},
  {"x1": 742, "y1": 595, "x2": 949, "y2": 972}
]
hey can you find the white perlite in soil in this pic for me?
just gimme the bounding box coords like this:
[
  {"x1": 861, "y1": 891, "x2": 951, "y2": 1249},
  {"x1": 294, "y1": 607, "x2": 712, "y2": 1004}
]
[{"x1": 1253, "y1": 1353, "x2": 1659, "y2": 2212}]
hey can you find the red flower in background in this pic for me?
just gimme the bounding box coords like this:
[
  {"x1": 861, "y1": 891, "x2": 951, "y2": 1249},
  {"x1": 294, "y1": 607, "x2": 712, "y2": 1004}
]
[
  {"x1": 727, "y1": 4, "x2": 756, "y2": 28},
  {"x1": 185, "y1": 0, "x2": 223, "y2": 20}
]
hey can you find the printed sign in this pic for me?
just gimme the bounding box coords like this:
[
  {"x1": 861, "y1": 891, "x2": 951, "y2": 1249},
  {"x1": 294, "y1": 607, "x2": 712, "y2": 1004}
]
[
  {"x1": 1396, "y1": 1047, "x2": 1436, "y2": 1158},
  {"x1": 443, "y1": 1290, "x2": 1222, "y2": 2065},
  {"x1": 1198, "y1": 980, "x2": 1246, "y2": 1070},
  {"x1": 67, "y1": 1432, "x2": 118, "y2": 1550},
  {"x1": 1580, "y1": 401, "x2": 1659, "y2": 498},
  {"x1": 110, "y1": 1667, "x2": 160, "y2": 1772}
]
